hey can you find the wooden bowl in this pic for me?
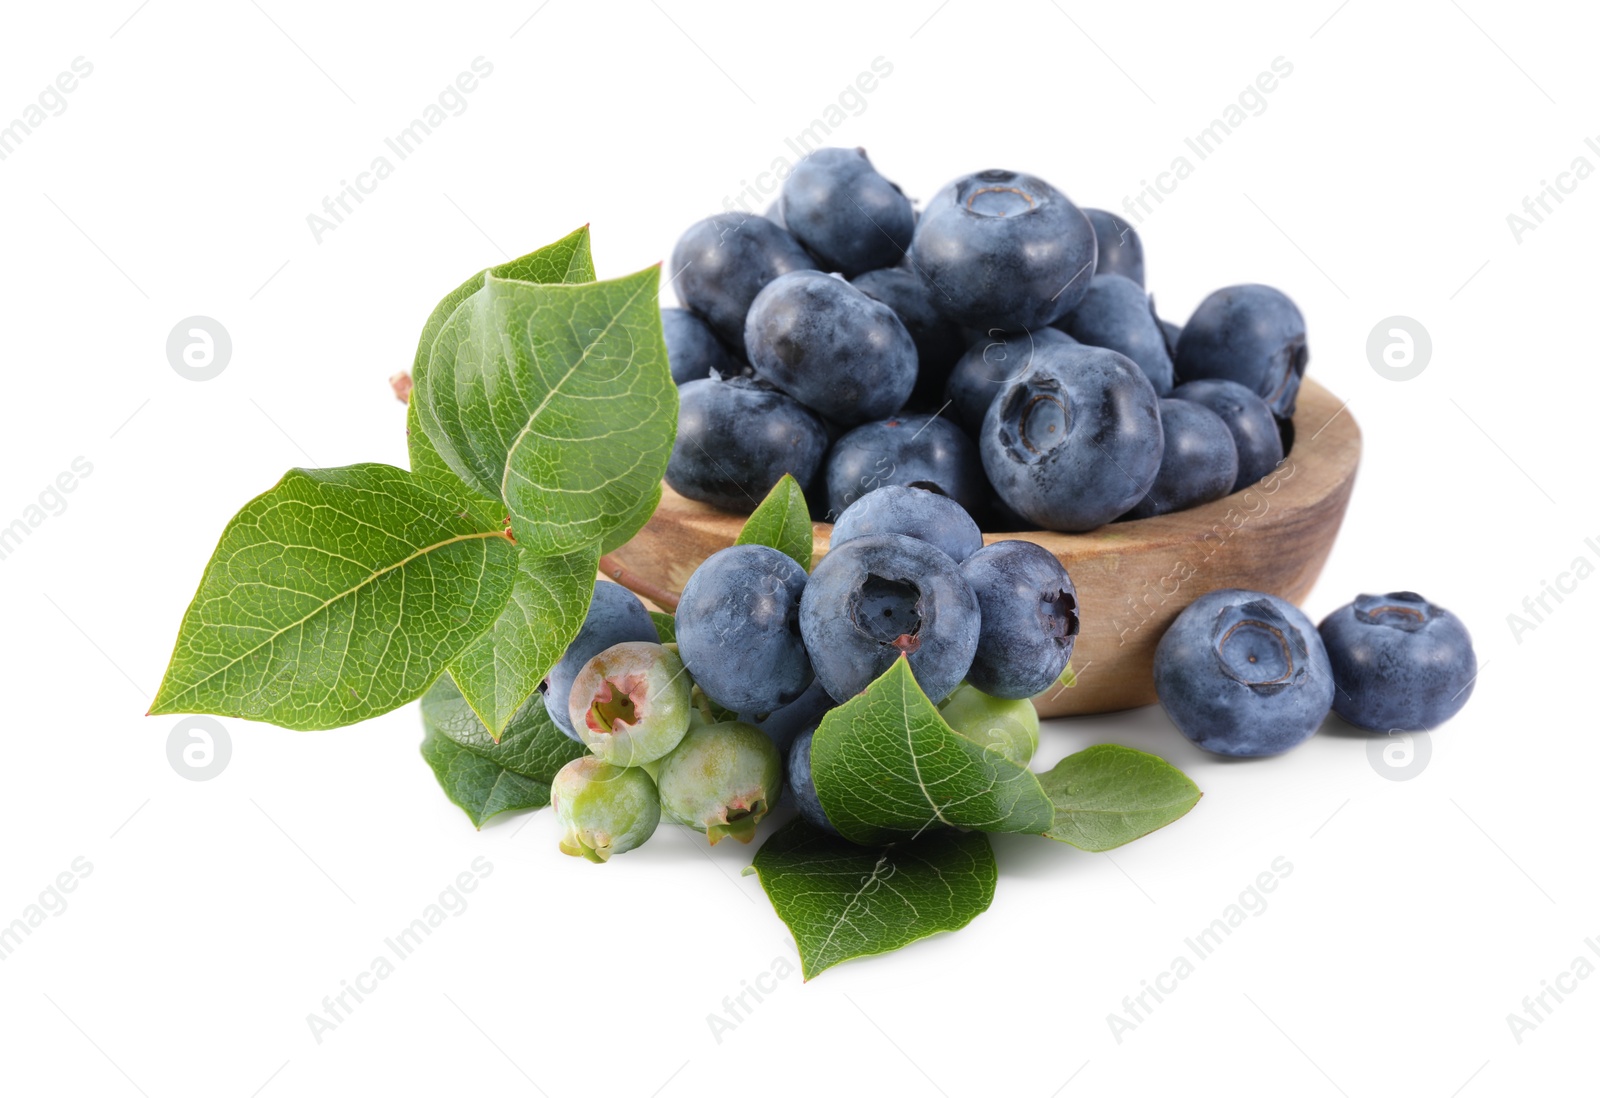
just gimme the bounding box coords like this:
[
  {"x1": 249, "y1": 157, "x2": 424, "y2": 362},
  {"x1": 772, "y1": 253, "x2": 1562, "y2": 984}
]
[{"x1": 611, "y1": 377, "x2": 1360, "y2": 717}]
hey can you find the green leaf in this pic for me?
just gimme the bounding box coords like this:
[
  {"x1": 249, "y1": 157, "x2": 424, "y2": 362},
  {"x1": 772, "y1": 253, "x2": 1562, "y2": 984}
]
[
  {"x1": 446, "y1": 545, "x2": 599, "y2": 738},
  {"x1": 810, "y1": 658, "x2": 1055, "y2": 845},
  {"x1": 749, "y1": 819, "x2": 997, "y2": 979},
  {"x1": 408, "y1": 227, "x2": 596, "y2": 486},
  {"x1": 734, "y1": 473, "x2": 814, "y2": 570},
  {"x1": 406, "y1": 396, "x2": 502, "y2": 525},
  {"x1": 420, "y1": 673, "x2": 586, "y2": 827},
  {"x1": 1057, "y1": 662, "x2": 1077, "y2": 689},
  {"x1": 649, "y1": 611, "x2": 676, "y2": 644},
  {"x1": 150, "y1": 464, "x2": 516, "y2": 730},
  {"x1": 1038, "y1": 744, "x2": 1201, "y2": 851},
  {"x1": 413, "y1": 265, "x2": 676, "y2": 555}
]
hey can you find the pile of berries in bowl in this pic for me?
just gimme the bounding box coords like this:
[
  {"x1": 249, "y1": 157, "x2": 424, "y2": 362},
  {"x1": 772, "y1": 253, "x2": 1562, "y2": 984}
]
[{"x1": 661, "y1": 147, "x2": 1303, "y2": 530}]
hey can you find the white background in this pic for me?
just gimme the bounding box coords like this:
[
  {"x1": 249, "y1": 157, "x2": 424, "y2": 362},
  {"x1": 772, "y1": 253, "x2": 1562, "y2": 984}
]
[{"x1": 1, "y1": 1, "x2": 1595, "y2": 1095}]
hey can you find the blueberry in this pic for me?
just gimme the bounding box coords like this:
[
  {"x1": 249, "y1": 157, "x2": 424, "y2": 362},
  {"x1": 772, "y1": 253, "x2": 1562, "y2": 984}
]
[
  {"x1": 1154, "y1": 588, "x2": 1334, "y2": 757},
  {"x1": 786, "y1": 727, "x2": 839, "y2": 836},
  {"x1": 742, "y1": 679, "x2": 834, "y2": 756},
  {"x1": 667, "y1": 376, "x2": 829, "y2": 513},
  {"x1": 979, "y1": 343, "x2": 1163, "y2": 532},
  {"x1": 676, "y1": 545, "x2": 813, "y2": 714},
  {"x1": 657, "y1": 721, "x2": 783, "y2": 845},
  {"x1": 825, "y1": 413, "x2": 988, "y2": 520},
  {"x1": 661, "y1": 307, "x2": 735, "y2": 385},
  {"x1": 672, "y1": 212, "x2": 817, "y2": 345},
  {"x1": 1124, "y1": 399, "x2": 1239, "y2": 520},
  {"x1": 543, "y1": 581, "x2": 658, "y2": 740},
  {"x1": 937, "y1": 682, "x2": 1040, "y2": 767},
  {"x1": 911, "y1": 169, "x2": 1098, "y2": 332},
  {"x1": 831, "y1": 485, "x2": 983, "y2": 564},
  {"x1": 1158, "y1": 316, "x2": 1182, "y2": 361},
  {"x1": 1176, "y1": 284, "x2": 1309, "y2": 417},
  {"x1": 568, "y1": 641, "x2": 693, "y2": 766},
  {"x1": 944, "y1": 327, "x2": 1076, "y2": 435},
  {"x1": 959, "y1": 540, "x2": 1078, "y2": 698},
  {"x1": 744, "y1": 270, "x2": 917, "y2": 425},
  {"x1": 1170, "y1": 379, "x2": 1284, "y2": 492},
  {"x1": 1083, "y1": 208, "x2": 1145, "y2": 286},
  {"x1": 780, "y1": 147, "x2": 915, "y2": 277},
  {"x1": 1059, "y1": 273, "x2": 1174, "y2": 393},
  {"x1": 1318, "y1": 593, "x2": 1477, "y2": 731},
  {"x1": 852, "y1": 266, "x2": 967, "y2": 410},
  {"x1": 551, "y1": 757, "x2": 660, "y2": 863},
  {"x1": 799, "y1": 533, "x2": 980, "y2": 704},
  {"x1": 763, "y1": 198, "x2": 785, "y2": 229}
]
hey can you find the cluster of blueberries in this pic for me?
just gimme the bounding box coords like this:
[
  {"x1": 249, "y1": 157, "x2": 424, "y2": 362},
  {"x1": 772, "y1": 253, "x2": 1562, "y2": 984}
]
[
  {"x1": 544, "y1": 486, "x2": 1476, "y2": 859},
  {"x1": 1155, "y1": 587, "x2": 1477, "y2": 757},
  {"x1": 662, "y1": 147, "x2": 1306, "y2": 530},
  {"x1": 544, "y1": 483, "x2": 1075, "y2": 859}
]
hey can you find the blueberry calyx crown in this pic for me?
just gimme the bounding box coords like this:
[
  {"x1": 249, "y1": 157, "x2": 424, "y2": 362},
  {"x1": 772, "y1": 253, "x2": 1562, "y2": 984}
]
[
  {"x1": 1043, "y1": 589, "x2": 1080, "y2": 642},
  {"x1": 960, "y1": 170, "x2": 1042, "y2": 218},
  {"x1": 851, "y1": 573, "x2": 924, "y2": 655},
  {"x1": 1353, "y1": 591, "x2": 1432, "y2": 631},
  {"x1": 1213, "y1": 599, "x2": 1306, "y2": 689},
  {"x1": 587, "y1": 675, "x2": 640, "y2": 735}
]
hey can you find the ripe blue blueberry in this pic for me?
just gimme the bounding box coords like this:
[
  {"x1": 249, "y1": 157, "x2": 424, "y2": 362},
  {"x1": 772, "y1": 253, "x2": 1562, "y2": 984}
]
[
  {"x1": 661, "y1": 307, "x2": 735, "y2": 385},
  {"x1": 543, "y1": 581, "x2": 658, "y2": 741},
  {"x1": 1159, "y1": 316, "x2": 1182, "y2": 361},
  {"x1": 1124, "y1": 399, "x2": 1239, "y2": 520},
  {"x1": 744, "y1": 270, "x2": 917, "y2": 425},
  {"x1": 657, "y1": 721, "x2": 783, "y2": 845},
  {"x1": 852, "y1": 266, "x2": 967, "y2": 410},
  {"x1": 568, "y1": 641, "x2": 693, "y2": 767},
  {"x1": 979, "y1": 343, "x2": 1163, "y2": 532},
  {"x1": 1176, "y1": 284, "x2": 1309, "y2": 417},
  {"x1": 910, "y1": 169, "x2": 1098, "y2": 332},
  {"x1": 667, "y1": 376, "x2": 829, "y2": 513},
  {"x1": 959, "y1": 540, "x2": 1078, "y2": 698},
  {"x1": 1059, "y1": 273, "x2": 1174, "y2": 394},
  {"x1": 672, "y1": 212, "x2": 817, "y2": 345},
  {"x1": 1169, "y1": 379, "x2": 1284, "y2": 492},
  {"x1": 1318, "y1": 593, "x2": 1477, "y2": 731},
  {"x1": 742, "y1": 679, "x2": 834, "y2": 756},
  {"x1": 676, "y1": 544, "x2": 813, "y2": 714},
  {"x1": 1084, "y1": 208, "x2": 1145, "y2": 286},
  {"x1": 799, "y1": 533, "x2": 980, "y2": 704},
  {"x1": 551, "y1": 757, "x2": 661, "y2": 863},
  {"x1": 945, "y1": 327, "x2": 1075, "y2": 435},
  {"x1": 786, "y1": 727, "x2": 839, "y2": 836},
  {"x1": 781, "y1": 147, "x2": 915, "y2": 277},
  {"x1": 825, "y1": 413, "x2": 987, "y2": 520},
  {"x1": 1154, "y1": 589, "x2": 1334, "y2": 757},
  {"x1": 830, "y1": 485, "x2": 984, "y2": 564}
]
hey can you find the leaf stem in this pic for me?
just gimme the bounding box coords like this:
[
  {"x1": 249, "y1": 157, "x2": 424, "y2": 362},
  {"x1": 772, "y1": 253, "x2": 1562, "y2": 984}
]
[{"x1": 597, "y1": 553, "x2": 680, "y2": 611}]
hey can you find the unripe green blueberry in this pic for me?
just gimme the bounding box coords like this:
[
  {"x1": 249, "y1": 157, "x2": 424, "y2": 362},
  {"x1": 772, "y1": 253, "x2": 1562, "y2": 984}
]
[
  {"x1": 657, "y1": 721, "x2": 782, "y2": 845},
  {"x1": 938, "y1": 682, "x2": 1040, "y2": 767},
  {"x1": 550, "y1": 757, "x2": 661, "y2": 863},
  {"x1": 568, "y1": 641, "x2": 692, "y2": 767}
]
